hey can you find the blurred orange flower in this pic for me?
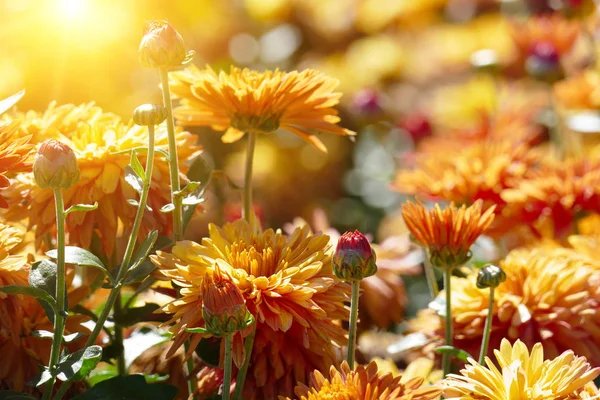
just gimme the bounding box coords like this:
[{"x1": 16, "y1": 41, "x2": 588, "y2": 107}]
[
  {"x1": 169, "y1": 65, "x2": 355, "y2": 152},
  {"x1": 287, "y1": 360, "x2": 441, "y2": 400},
  {"x1": 401, "y1": 200, "x2": 495, "y2": 268},
  {"x1": 151, "y1": 219, "x2": 349, "y2": 399},
  {"x1": 0, "y1": 121, "x2": 33, "y2": 207},
  {"x1": 510, "y1": 14, "x2": 580, "y2": 57},
  {"x1": 554, "y1": 70, "x2": 600, "y2": 110}
]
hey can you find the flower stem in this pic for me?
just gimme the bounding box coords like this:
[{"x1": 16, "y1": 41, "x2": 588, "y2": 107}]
[
  {"x1": 243, "y1": 133, "x2": 256, "y2": 225},
  {"x1": 184, "y1": 340, "x2": 196, "y2": 398},
  {"x1": 113, "y1": 292, "x2": 126, "y2": 375},
  {"x1": 42, "y1": 189, "x2": 67, "y2": 400},
  {"x1": 347, "y1": 280, "x2": 360, "y2": 369},
  {"x1": 442, "y1": 269, "x2": 453, "y2": 378},
  {"x1": 223, "y1": 334, "x2": 233, "y2": 400},
  {"x1": 232, "y1": 323, "x2": 256, "y2": 400},
  {"x1": 478, "y1": 287, "x2": 495, "y2": 365},
  {"x1": 423, "y1": 252, "x2": 439, "y2": 299},
  {"x1": 159, "y1": 67, "x2": 183, "y2": 241}
]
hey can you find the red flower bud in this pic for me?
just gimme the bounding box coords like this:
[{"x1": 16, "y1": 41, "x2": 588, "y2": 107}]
[
  {"x1": 139, "y1": 20, "x2": 187, "y2": 69},
  {"x1": 33, "y1": 139, "x2": 80, "y2": 190},
  {"x1": 333, "y1": 230, "x2": 377, "y2": 281},
  {"x1": 202, "y1": 268, "x2": 251, "y2": 336}
]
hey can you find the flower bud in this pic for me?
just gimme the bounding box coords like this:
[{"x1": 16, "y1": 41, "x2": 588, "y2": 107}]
[
  {"x1": 476, "y1": 264, "x2": 507, "y2": 289},
  {"x1": 139, "y1": 20, "x2": 187, "y2": 69},
  {"x1": 33, "y1": 139, "x2": 80, "y2": 190},
  {"x1": 202, "y1": 268, "x2": 251, "y2": 337},
  {"x1": 333, "y1": 230, "x2": 377, "y2": 281},
  {"x1": 133, "y1": 104, "x2": 167, "y2": 126}
]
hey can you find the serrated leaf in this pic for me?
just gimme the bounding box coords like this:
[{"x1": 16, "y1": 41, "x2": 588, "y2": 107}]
[
  {"x1": 129, "y1": 150, "x2": 146, "y2": 183},
  {"x1": 113, "y1": 303, "x2": 160, "y2": 327},
  {"x1": 126, "y1": 230, "x2": 158, "y2": 276},
  {"x1": 434, "y1": 345, "x2": 474, "y2": 362},
  {"x1": 0, "y1": 285, "x2": 57, "y2": 313},
  {"x1": 56, "y1": 345, "x2": 103, "y2": 382},
  {"x1": 124, "y1": 165, "x2": 143, "y2": 194},
  {"x1": 65, "y1": 202, "x2": 99, "y2": 215},
  {"x1": 159, "y1": 203, "x2": 175, "y2": 213},
  {"x1": 73, "y1": 374, "x2": 178, "y2": 400},
  {"x1": 46, "y1": 247, "x2": 112, "y2": 284},
  {"x1": 0, "y1": 90, "x2": 25, "y2": 116},
  {"x1": 0, "y1": 391, "x2": 37, "y2": 400}
]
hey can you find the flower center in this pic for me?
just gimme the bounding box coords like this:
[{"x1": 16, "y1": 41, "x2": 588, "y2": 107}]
[
  {"x1": 307, "y1": 382, "x2": 361, "y2": 400},
  {"x1": 230, "y1": 113, "x2": 281, "y2": 135}
]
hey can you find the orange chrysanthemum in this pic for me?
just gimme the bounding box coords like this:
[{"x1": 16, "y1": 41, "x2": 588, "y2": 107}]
[
  {"x1": 554, "y1": 70, "x2": 600, "y2": 111},
  {"x1": 286, "y1": 361, "x2": 441, "y2": 400},
  {"x1": 0, "y1": 121, "x2": 33, "y2": 207},
  {"x1": 450, "y1": 247, "x2": 600, "y2": 366},
  {"x1": 3, "y1": 103, "x2": 202, "y2": 256},
  {"x1": 151, "y1": 219, "x2": 350, "y2": 399},
  {"x1": 443, "y1": 339, "x2": 600, "y2": 399},
  {"x1": 401, "y1": 200, "x2": 495, "y2": 268},
  {"x1": 511, "y1": 14, "x2": 580, "y2": 57},
  {"x1": 169, "y1": 65, "x2": 355, "y2": 152},
  {"x1": 501, "y1": 158, "x2": 600, "y2": 240}
]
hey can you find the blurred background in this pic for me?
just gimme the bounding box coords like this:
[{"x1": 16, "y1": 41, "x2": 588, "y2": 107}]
[{"x1": 0, "y1": 0, "x2": 589, "y2": 241}]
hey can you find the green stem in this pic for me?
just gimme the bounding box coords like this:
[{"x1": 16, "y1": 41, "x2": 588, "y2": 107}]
[
  {"x1": 42, "y1": 189, "x2": 67, "y2": 400},
  {"x1": 232, "y1": 322, "x2": 256, "y2": 400},
  {"x1": 114, "y1": 292, "x2": 126, "y2": 375},
  {"x1": 223, "y1": 334, "x2": 233, "y2": 400},
  {"x1": 442, "y1": 269, "x2": 453, "y2": 378},
  {"x1": 478, "y1": 287, "x2": 495, "y2": 365},
  {"x1": 159, "y1": 67, "x2": 183, "y2": 241},
  {"x1": 243, "y1": 133, "x2": 256, "y2": 224},
  {"x1": 347, "y1": 280, "x2": 360, "y2": 369},
  {"x1": 423, "y1": 252, "x2": 439, "y2": 300},
  {"x1": 184, "y1": 340, "x2": 196, "y2": 398}
]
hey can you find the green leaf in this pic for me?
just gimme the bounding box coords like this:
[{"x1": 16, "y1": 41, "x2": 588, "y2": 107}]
[
  {"x1": 36, "y1": 367, "x2": 53, "y2": 387},
  {"x1": 128, "y1": 230, "x2": 158, "y2": 273},
  {"x1": 194, "y1": 337, "x2": 221, "y2": 367},
  {"x1": 0, "y1": 89, "x2": 25, "y2": 116},
  {"x1": 434, "y1": 345, "x2": 474, "y2": 362},
  {"x1": 124, "y1": 165, "x2": 143, "y2": 194},
  {"x1": 46, "y1": 247, "x2": 112, "y2": 284},
  {"x1": 73, "y1": 374, "x2": 178, "y2": 400},
  {"x1": 185, "y1": 326, "x2": 209, "y2": 334},
  {"x1": 123, "y1": 259, "x2": 156, "y2": 285},
  {"x1": 0, "y1": 391, "x2": 37, "y2": 400},
  {"x1": 71, "y1": 304, "x2": 99, "y2": 322},
  {"x1": 111, "y1": 147, "x2": 170, "y2": 161},
  {"x1": 129, "y1": 150, "x2": 146, "y2": 183},
  {"x1": 159, "y1": 203, "x2": 175, "y2": 213},
  {"x1": 28, "y1": 259, "x2": 61, "y2": 322},
  {"x1": 0, "y1": 285, "x2": 57, "y2": 313},
  {"x1": 87, "y1": 367, "x2": 118, "y2": 387},
  {"x1": 113, "y1": 303, "x2": 160, "y2": 327},
  {"x1": 187, "y1": 154, "x2": 212, "y2": 188},
  {"x1": 144, "y1": 374, "x2": 169, "y2": 384},
  {"x1": 31, "y1": 329, "x2": 54, "y2": 339},
  {"x1": 155, "y1": 235, "x2": 174, "y2": 250},
  {"x1": 126, "y1": 197, "x2": 152, "y2": 211},
  {"x1": 56, "y1": 345, "x2": 103, "y2": 382},
  {"x1": 65, "y1": 202, "x2": 99, "y2": 215}
]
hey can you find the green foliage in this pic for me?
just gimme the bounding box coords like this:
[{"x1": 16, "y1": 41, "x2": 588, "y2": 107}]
[
  {"x1": 56, "y1": 345, "x2": 103, "y2": 382},
  {"x1": 73, "y1": 375, "x2": 178, "y2": 400},
  {"x1": 0, "y1": 392, "x2": 37, "y2": 400},
  {"x1": 46, "y1": 246, "x2": 112, "y2": 284},
  {"x1": 435, "y1": 345, "x2": 474, "y2": 362},
  {"x1": 65, "y1": 202, "x2": 99, "y2": 215},
  {"x1": 113, "y1": 303, "x2": 160, "y2": 327}
]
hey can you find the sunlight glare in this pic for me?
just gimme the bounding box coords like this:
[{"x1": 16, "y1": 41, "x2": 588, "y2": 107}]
[{"x1": 57, "y1": 0, "x2": 88, "y2": 19}]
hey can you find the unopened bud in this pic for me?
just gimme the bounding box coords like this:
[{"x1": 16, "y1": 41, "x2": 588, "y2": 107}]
[
  {"x1": 139, "y1": 20, "x2": 187, "y2": 69},
  {"x1": 33, "y1": 139, "x2": 80, "y2": 190},
  {"x1": 133, "y1": 104, "x2": 167, "y2": 126},
  {"x1": 202, "y1": 268, "x2": 252, "y2": 337},
  {"x1": 476, "y1": 264, "x2": 507, "y2": 289},
  {"x1": 333, "y1": 230, "x2": 377, "y2": 281}
]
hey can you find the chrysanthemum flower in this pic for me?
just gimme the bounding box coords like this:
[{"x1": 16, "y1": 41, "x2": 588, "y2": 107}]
[
  {"x1": 3, "y1": 104, "x2": 202, "y2": 256},
  {"x1": 401, "y1": 200, "x2": 495, "y2": 268},
  {"x1": 510, "y1": 14, "x2": 580, "y2": 58},
  {"x1": 554, "y1": 70, "x2": 600, "y2": 111},
  {"x1": 168, "y1": 65, "x2": 355, "y2": 152},
  {"x1": 0, "y1": 121, "x2": 33, "y2": 207},
  {"x1": 501, "y1": 158, "x2": 600, "y2": 239},
  {"x1": 450, "y1": 247, "x2": 600, "y2": 365},
  {"x1": 151, "y1": 219, "x2": 349, "y2": 399},
  {"x1": 443, "y1": 339, "x2": 600, "y2": 399},
  {"x1": 286, "y1": 361, "x2": 441, "y2": 400}
]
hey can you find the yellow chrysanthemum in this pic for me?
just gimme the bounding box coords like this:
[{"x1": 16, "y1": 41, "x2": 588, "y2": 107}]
[
  {"x1": 3, "y1": 103, "x2": 202, "y2": 256},
  {"x1": 169, "y1": 65, "x2": 355, "y2": 152},
  {"x1": 450, "y1": 247, "x2": 600, "y2": 366},
  {"x1": 0, "y1": 121, "x2": 33, "y2": 207},
  {"x1": 286, "y1": 361, "x2": 442, "y2": 400},
  {"x1": 151, "y1": 219, "x2": 350, "y2": 399},
  {"x1": 443, "y1": 339, "x2": 600, "y2": 399}
]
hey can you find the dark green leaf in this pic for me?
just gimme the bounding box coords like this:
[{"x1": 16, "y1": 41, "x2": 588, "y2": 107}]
[
  {"x1": 0, "y1": 89, "x2": 25, "y2": 116},
  {"x1": 64, "y1": 332, "x2": 85, "y2": 343},
  {"x1": 113, "y1": 303, "x2": 160, "y2": 327},
  {"x1": 144, "y1": 374, "x2": 169, "y2": 383},
  {"x1": 31, "y1": 330, "x2": 54, "y2": 339},
  {"x1": 129, "y1": 150, "x2": 145, "y2": 183},
  {"x1": 65, "y1": 202, "x2": 98, "y2": 215},
  {"x1": 100, "y1": 343, "x2": 122, "y2": 364},
  {"x1": 186, "y1": 155, "x2": 212, "y2": 189},
  {"x1": 159, "y1": 203, "x2": 175, "y2": 213},
  {"x1": 123, "y1": 259, "x2": 156, "y2": 285},
  {"x1": 124, "y1": 165, "x2": 143, "y2": 194},
  {"x1": 0, "y1": 391, "x2": 37, "y2": 400},
  {"x1": 46, "y1": 247, "x2": 112, "y2": 283},
  {"x1": 126, "y1": 198, "x2": 152, "y2": 211},
  {"x1": 0, "y1": 285, "x2": 57, "y2": 313},
  {"x1": 71, "y1": 304, "x2": 99, "y2": 322},
  {"x1": 28, "y1": 260, "x2": 61, "y2": 320},
  {"x1": 155, "y1": 236, "x2": 174, "y2": 251},
  {"x1": 194, "y1": 337, "x2": 221, "y2": 367},
  {"x1": 56, "y1": 345, "x2": 103, "y2": 382},
  {"x1": 36, "y1": 367, "x2": 53, "y2": 387},
  {"x1": 73, "y1": 374, "x2": 178, "y2": 400},
  {"x1": 87, "y1": 368, "x2": 119, "y2": 387},
  {"x1": 434, "y1": 345, "x2": 474, "y2": 362},
  {"x1": 185, "y1": 327, "x2": 208, "y2": 334},
  {"x1": 128, "y1": 230, "x2": 158, "y2": 273}
]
